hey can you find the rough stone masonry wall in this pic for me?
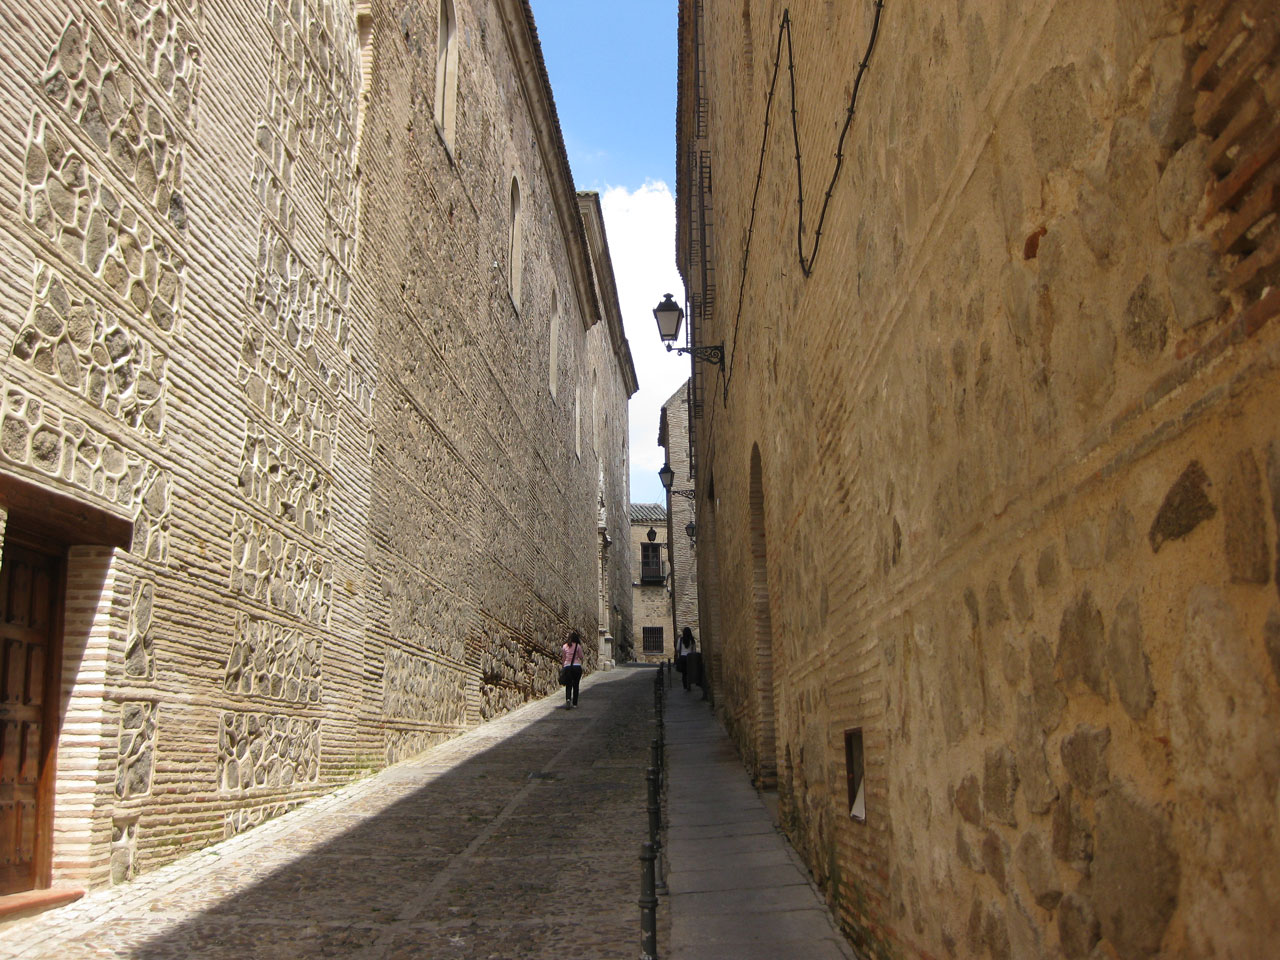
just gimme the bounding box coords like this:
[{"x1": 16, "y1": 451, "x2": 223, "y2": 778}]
[
  {"x1": 691, "y1": 1, "x2": 1280, "y2": 958},
  {"x1": 0, "y1": 0, "x2": 614, "y2": 887}
]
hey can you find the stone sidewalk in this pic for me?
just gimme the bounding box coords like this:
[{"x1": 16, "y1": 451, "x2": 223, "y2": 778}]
[
  {"x1": 663, "y1": 677, "x2": 857, "y2": 960},
  {"x1": 2, "y1": 668, "x2": 655, "y2": 960}
]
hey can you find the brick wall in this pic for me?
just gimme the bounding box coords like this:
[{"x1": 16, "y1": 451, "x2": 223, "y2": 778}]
[
  {"x1": 680, "y1": 1, "x2": 1280, "y2": 957},
  {"x1": 0, "y1": 0, "x2": 632, "y2": 888}
]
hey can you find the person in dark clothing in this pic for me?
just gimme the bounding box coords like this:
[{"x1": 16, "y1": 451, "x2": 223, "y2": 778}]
[{"x1": 677, "y1": 627, "x2": 697, "y2": 691}]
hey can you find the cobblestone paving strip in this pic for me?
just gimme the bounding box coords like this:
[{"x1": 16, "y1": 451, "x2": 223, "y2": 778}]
[{"x1": 1, "y1": 668, "x2": 654, "y2": 960}]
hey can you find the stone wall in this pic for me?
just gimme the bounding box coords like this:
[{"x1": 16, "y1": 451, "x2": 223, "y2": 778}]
[
  {"x1": 660, "y1": 380, "x2": 699, "y2": 644},
  {"x1": 0, "y1": 0, "x2": 632, "y2": 889},
  {"x1": 679, "y1": 1, "x2": 1280, "y2": 957}
]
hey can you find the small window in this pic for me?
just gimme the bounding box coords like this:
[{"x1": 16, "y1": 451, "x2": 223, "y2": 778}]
[
  {"x1": 508, "y1": 176, "x2": 523, "y2": 306},
  {"x1": 354, "y1": 3, "x2": 373, "y2": 157},
  {"x1": 574, "y1": 382, "x2": 581, "y2": 459},
  {"x1": 845, "y1": 728, "x2": 865, "y2": 821},
  {"x1": 352, "y1": 3, "x2": 373, "y2": 259},
  {"x1": 642, "y1": 626, "x2": 664, "y2": 653},
  {"x1": 591, "y1": 371, "x2": 599, "y2": 454},
  {"x1": 549, "y1": 289, "x2": 560, "y2": 398},
  {"x1": 640, "y1": 542, "x2": 664, "y2": 585}
]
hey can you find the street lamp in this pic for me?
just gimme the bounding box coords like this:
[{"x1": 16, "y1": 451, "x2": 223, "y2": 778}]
[
  {"x1": 685, "y1": 521, "x2": 697, "y2": 541},
  {"x1": 653, "y1": 294, "x2": 683, "y2": 341},
  {"x1": 660, "y1": 462, "x2": 696, "y2": 500},
  {"x1": 653, "y1": 294, "x2": 724, "y2": 366}
]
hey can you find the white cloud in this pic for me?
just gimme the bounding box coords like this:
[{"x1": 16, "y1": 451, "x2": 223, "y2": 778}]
[{"x1": 600, "y1": 181, "x2": 688, "y2": 506}]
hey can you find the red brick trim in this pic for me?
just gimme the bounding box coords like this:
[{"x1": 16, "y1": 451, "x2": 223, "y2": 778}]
[
  {"x1": 0, "y1": 886, "x2": 84, "y2": 923},
  {"x1": 1193, "y1": 0, "x2": 1280, "y2": 318}
]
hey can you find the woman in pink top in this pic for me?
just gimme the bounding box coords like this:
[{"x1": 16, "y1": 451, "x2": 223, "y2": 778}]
[{"x1": 561, "y1": 630, "x2": 584, "y2": 709}]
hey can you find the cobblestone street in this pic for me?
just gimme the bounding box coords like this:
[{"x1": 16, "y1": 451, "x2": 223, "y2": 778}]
[{"x1": 2, "y1": 669, "x2": 654, "y2": 960}]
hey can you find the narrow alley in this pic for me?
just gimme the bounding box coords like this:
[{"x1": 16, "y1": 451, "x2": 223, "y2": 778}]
[
  {"x1": 3, "y1": 665, "x2": 858, "y2": 959},
  {"x1": 3, "y1": 670, "x2": 656, "y2": 959},
  {"x1": 1, "y1": 0, "x2": 1277, "y2": 955}
]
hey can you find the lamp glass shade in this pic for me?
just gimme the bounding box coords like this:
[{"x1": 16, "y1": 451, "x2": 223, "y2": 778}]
[
  {"x1": 685, "y1": 521, "x2": 697, "y2": 540},
  {"x1": 658, "y1": 462, "x2": 674, "y2": 490},
  {"x1": 653, "y1": 294, "x2": 683, "y2": 342}
]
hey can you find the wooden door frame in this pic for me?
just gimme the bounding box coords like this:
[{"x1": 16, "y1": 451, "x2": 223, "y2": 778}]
[
  {"x1": 0, "y1": 472, "x2": 132, "y2": 899},
  {"x1": 3, "y1": 529, "x2": 70, "y2": 891}
]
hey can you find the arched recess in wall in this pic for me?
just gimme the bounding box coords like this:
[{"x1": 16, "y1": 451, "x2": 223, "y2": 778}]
[
  {"x1": 702, "y1": 469, "x2": 725, "y2": 707},
  {"x1": 434, "y1": 0, "x2": 459, "y2": 150},
  {"x1": 509, "y1": 176, "x2": 523, "y2": 306},
  {"x1": 351, "y1": 1, "x2": 373, "y2": 259},
  {"x1": 591, "y1": 369, "x2": 600, "y2": 455},
  {"x1": 574, "y1": 380, "x2": 581, "y2": 459},
  {"x1": 749, "y1": 444, "x2": 778, "y2": 788},
  {"x1": 354, "y1": 3, "x2": 373, "y2": 147},
  {"x1": 549, "y1": 289, "x2": 560, "y2": 398}
]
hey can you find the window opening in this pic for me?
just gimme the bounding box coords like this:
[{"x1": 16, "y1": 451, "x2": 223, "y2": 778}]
[
  {"x1": 591, "y1": 370, "x2": 599, "y2": 455},
  {"x1": 642, "y1": 626, "x2": 664, "y2": 653},
  {"x1": 549, "y1": 289, "x2": 560, "y2": 398},
  {"x1": 354, "y1": 2, "x2": 374, "y2": 154},
  {"x1": 640, "y1": 542, "x2": 664, "y2": 585},
  {"x1": 508, "y1": 176, "x2": 523, "y2": 306},
  {"x1": 434, "y1": 0, "x2": 458, "y2": 150},
  {"x1": 352, "y1": 2, "x2": 373, "y2": 260},
  {"x1": 845, "y1": 728, "x2": 865, "y2": 821}
]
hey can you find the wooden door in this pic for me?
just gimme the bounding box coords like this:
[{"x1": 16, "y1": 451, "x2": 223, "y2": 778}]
[{"x1": 0, "y1": 543, "x2": 62, "y2": 895}]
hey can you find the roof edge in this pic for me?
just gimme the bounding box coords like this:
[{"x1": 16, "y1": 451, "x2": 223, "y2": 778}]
[
  {"x1": 497, "y1": 1, "x2": 601, "y2": 333},
  {"x1": 577, "y1": 192, "x2": 640, "y2": 397}
]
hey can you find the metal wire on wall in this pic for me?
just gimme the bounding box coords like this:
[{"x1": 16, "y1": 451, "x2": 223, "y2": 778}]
[{"x1": 723, "y1": 1, "x2": 886, "y2": 403}]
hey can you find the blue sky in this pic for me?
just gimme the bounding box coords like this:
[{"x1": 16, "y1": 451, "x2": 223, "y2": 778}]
[
  {"x1": 529, "y1": 1, "x2": 678, "y2": 191},
  {"x1": 529, "y1": 1, "x2": 688, "y2": 506}
]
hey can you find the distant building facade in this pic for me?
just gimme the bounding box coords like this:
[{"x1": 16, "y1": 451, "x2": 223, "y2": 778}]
[
  {"x1": 630, "y1": 503, "x2": 670, "y2": 662},
  {"x1": 0, "y1": 0, "x2": 633, "y2": 897},
  {"x1": 678, "y1": 1, "x2": 1280, "y2": 958},
  {"x1": 580, "y1": 193, "x2": 639, "y2": 665},
  {"x1": 659, "y1": 380, "x2": 699, "y2": 660}
]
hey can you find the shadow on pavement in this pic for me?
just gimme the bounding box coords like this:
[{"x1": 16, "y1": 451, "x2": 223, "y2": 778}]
[{"x1": 111, "y1": 666, "x2": 658, "y2": 960}]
